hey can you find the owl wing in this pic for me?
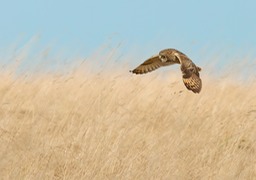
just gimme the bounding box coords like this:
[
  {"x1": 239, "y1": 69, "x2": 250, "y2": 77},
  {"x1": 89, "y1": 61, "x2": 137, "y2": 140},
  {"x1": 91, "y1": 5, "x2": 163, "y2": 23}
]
[
  {"x1": 130, "y1": 55, "x2": 177, "y2": 74},
  {"x1": 179, "y1": 57, "x2": 202, "y2": 93},
  {"x1": 182, "y1": 73, "x2": 202, "y2": 93}
]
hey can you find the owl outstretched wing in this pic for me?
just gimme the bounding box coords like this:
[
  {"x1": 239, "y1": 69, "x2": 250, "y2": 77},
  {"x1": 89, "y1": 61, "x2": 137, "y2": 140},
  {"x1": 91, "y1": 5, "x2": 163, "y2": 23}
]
[
  {"x1": 182, "y1": 73, "x2": 202, "y2": 93},
  {"x1": 130, "y1": 55, "x2": 177, "y2": 74}
]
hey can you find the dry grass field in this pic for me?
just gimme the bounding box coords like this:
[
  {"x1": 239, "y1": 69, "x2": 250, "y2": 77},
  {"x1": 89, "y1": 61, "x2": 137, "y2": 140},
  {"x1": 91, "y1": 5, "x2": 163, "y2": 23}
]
[{"x1": 0, "y1": 56, "x2": 256, "y2": 179}]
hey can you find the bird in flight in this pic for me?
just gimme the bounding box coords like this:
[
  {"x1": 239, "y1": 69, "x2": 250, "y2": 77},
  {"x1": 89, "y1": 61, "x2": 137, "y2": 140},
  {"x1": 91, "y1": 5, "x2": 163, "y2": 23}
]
[{"x1": 130, "y1": 48, "x2": 202, "y2": 93}]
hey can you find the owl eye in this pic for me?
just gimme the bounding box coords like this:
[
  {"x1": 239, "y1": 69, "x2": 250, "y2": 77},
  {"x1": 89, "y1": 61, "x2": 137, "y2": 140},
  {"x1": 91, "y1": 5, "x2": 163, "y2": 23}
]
[
  {"x1": 160, "y1": 55, "x2": 166, "y2": 59},
  {"x1": 159, "y1": 55, "x2": 167, "y2": 62}
]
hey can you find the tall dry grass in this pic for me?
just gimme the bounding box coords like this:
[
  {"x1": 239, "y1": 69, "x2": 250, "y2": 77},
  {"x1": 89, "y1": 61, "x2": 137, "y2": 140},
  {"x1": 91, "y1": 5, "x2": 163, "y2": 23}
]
[{"x1": 0, "y1": 56, "x2": 256, "y2": 179}]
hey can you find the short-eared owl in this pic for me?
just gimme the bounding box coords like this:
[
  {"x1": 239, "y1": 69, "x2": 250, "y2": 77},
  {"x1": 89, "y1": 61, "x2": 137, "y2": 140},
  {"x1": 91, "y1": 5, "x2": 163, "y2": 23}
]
[{"x1": 130, "y1": 49, "x2": 202, "y2": 93}]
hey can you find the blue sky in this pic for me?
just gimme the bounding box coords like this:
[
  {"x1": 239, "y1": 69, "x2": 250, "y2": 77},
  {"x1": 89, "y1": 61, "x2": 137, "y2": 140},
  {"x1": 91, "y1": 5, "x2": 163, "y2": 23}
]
[{"x1": 0, "y1": 0, "x2": 256, "y2": 65}]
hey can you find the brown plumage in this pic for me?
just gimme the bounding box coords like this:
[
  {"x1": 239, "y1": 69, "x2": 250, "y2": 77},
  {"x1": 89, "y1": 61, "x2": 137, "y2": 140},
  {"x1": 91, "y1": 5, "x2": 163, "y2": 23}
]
[{"x1": 130, "y1": 48, "x2": 202, "y2": 93}]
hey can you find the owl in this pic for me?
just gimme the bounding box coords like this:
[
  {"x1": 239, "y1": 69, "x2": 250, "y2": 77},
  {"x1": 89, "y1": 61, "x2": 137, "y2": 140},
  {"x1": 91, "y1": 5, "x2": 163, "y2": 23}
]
[{"x1": 130, "y1": 49, "x2": 202, "y2": 93}]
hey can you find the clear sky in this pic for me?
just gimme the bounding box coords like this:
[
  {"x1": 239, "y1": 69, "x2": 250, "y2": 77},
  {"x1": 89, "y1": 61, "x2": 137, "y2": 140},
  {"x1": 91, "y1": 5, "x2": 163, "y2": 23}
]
[{"x1": 0, "y1": 0, "x2": 256, "y2": 65}]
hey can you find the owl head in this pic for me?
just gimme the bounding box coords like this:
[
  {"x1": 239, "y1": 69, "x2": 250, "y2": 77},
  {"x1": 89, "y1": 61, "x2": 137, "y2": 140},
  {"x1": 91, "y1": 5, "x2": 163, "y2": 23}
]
[{"x1": 159, "y1": 49, "x2": 176, "y2": 62}]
